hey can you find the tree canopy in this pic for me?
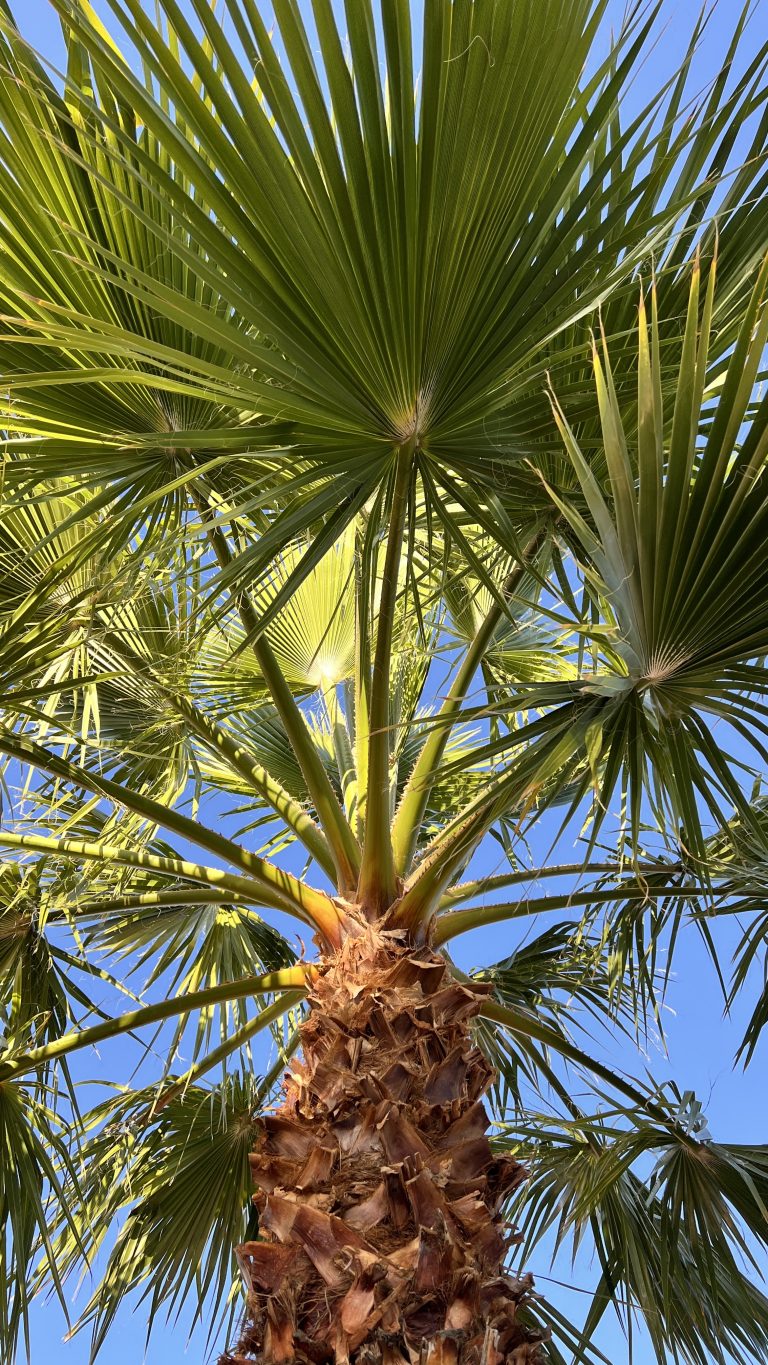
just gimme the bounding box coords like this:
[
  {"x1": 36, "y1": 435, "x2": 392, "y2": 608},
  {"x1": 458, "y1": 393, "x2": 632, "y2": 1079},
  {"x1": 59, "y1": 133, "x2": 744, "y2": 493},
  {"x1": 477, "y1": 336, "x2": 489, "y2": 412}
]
[{"x1": 1, "y1": 1, "x2": 768, "y2": 1361}]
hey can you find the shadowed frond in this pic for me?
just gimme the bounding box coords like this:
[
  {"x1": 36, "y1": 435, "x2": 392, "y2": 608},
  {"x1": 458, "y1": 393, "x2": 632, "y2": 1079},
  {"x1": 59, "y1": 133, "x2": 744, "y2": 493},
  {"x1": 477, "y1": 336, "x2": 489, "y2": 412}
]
[{"x1": 503, "y1": 1106, "x2": 768, "y2": 1365}]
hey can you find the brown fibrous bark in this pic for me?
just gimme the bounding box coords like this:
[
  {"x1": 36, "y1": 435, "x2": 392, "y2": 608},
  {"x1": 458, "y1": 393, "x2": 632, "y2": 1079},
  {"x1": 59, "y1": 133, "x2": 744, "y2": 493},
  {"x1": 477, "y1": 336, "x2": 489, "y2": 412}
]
[{"x1": 222, "y1": 927, "x2": 545, "y2": 1365}]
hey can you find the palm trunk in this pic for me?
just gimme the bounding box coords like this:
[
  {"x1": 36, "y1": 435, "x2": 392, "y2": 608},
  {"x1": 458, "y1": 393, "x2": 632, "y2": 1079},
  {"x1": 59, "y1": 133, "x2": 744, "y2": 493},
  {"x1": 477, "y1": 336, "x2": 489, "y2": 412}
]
[{"x1": 223, "y1": 930, "x2": 545, "y2": 1365}]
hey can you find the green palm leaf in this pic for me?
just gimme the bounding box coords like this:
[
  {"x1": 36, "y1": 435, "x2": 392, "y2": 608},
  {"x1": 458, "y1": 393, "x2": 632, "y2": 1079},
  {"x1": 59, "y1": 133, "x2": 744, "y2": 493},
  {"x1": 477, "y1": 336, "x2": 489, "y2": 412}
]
[{"x1": 0, "y1": 2, "x2": 767, "y2": 1362}]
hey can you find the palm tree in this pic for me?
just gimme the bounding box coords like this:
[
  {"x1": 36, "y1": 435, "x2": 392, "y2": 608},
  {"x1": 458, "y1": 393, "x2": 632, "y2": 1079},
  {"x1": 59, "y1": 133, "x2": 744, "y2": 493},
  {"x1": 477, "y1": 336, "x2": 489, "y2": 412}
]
[{"x1": 1, "y1": 0, "x2": 768, "y2": 1360}]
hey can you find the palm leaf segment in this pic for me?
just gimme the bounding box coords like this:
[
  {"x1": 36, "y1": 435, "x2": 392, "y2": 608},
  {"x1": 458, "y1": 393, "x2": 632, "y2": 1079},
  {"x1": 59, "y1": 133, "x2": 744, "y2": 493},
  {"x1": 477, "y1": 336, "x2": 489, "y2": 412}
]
[
  {"x1": 545, "y1": 253, "x2": 768, "y2": 862},
  {"x1": 0, "y1": 1, "x2": 767, "y2": 1362}
]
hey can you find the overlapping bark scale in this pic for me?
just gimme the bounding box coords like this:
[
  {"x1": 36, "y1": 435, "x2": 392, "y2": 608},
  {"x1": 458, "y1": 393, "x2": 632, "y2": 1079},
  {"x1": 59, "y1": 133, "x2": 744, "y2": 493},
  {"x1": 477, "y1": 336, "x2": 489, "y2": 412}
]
[{"x1": 225, "y1": 931, "x2": 544, "y2": 1365}]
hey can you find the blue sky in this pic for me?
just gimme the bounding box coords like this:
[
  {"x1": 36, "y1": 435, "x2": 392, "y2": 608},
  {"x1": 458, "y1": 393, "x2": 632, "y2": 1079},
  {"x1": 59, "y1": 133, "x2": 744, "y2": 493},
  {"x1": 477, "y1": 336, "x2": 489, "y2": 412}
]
[{"x1": 8, "y1": 1, "x2": 768, "y2": 1362}]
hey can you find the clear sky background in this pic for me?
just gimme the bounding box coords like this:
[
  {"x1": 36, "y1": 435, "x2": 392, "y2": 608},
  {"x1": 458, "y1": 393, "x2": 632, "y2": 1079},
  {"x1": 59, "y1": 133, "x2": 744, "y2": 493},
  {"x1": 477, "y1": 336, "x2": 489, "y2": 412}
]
[{"x1": 7, "y1": 1, "x2": 768, "y2": 1362}]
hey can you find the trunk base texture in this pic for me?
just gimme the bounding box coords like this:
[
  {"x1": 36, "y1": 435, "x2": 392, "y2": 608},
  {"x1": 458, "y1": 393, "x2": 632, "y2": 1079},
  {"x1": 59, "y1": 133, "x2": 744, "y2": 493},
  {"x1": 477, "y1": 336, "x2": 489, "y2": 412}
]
[{"x1": 223, "y1": 929, "x2": 545, "y2": 1365}]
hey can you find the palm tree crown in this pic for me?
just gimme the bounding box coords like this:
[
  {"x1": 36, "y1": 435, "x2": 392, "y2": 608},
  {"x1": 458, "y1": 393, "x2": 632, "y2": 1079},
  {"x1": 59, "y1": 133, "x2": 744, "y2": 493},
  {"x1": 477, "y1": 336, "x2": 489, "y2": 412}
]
[{"x1": 1, "y1": 1, "x2": 768, "y2": 1362}]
